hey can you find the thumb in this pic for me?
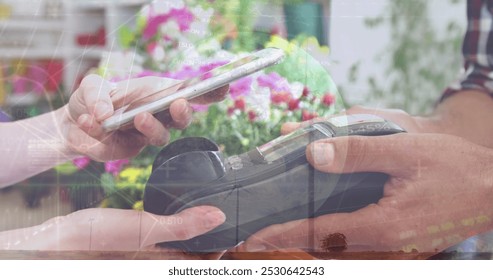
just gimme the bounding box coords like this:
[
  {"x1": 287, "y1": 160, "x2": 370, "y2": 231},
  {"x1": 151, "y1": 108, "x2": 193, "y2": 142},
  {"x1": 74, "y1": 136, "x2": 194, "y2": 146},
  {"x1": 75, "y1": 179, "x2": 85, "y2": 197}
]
[
  {"x1": 76, "y1": 74, "x2": 115, "y2": 121},
  {"x1": 140, "y1": 206, "x2": 226, "y2": 247},
  {"x1": 306, "y1": 133, "x2": 419, "y2": 177}
]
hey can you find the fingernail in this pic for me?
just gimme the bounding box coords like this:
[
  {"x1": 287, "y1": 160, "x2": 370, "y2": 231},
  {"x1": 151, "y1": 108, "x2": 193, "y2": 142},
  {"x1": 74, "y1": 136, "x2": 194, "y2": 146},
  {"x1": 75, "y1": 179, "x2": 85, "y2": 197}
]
[
  {"x1": 313, "y1": 143, "x2": 334, "y2": 166},
  {"x1": 245, "y1": 243, "x2": 267, "y2": 252},
  {"x1": 139, "y1": 113, "x2": 150, "y2": 128},
  {"x1": 203, "y1": 210, "x2": 226, "y2": 229},
  {"x1": 149, "y1": 136, "x2": 167, "y2": 147},
  {"x1": 176, "y1": 99, "x2": 190, "y2": 115},
  {"x1": 94, "y1": 102, "x2": 112, "y2": 119}
]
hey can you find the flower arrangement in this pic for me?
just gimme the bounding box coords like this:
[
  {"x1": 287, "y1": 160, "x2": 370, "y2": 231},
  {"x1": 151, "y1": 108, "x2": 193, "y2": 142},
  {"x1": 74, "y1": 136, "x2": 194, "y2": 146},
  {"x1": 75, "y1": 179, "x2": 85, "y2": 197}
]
[
  {"x1": 170, "y1": 35, "x2": 340, "y2": 156},
  {"x1": 59, "y1": 0, "x2": 341, "y2": 210},
  {"x1": 110, "y1": 0, "x2": 228, "y2": 78}
]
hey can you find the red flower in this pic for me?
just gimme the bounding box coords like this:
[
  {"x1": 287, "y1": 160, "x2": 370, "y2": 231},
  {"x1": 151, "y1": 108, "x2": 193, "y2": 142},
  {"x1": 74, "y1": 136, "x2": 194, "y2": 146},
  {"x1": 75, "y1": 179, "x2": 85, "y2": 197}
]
[
  {"x1": 227, "y1": 107, "x2": 235, "y2": 116},
  {"x1": 322, "y1": 93, "x2": 336, "y2": 106},
  {"x1": 302, "y1": 110, "x2": 318, "y2": 121},
  {"x1": 302, "y1": 86, "x2": 310, "y2": 98},
  {"x1": 288, "y1": 98, "x2": 300, "y2": 111},
  {"x1": 248, "y1": 111, "x2": 257, "y2": 122},
  {"x1": 234, "y1": 98, "x2": 246, "y2": 111},
  {"x1": 271, "y1": 92, "x2": 291, "y2": 104}
]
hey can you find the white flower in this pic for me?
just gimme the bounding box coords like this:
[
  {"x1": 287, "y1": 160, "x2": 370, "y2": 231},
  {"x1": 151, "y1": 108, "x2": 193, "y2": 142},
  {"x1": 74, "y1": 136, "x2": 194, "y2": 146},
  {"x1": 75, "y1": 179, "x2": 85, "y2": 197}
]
[
  {"x1": 160, "y1": 21, "x2": 180, "y2": 38},
  {"x1": 176, "y1": 37, "x2": 195, "y2": 52},
  {"x1": 245, "y1": 85, "x2": 271, "y2": 121},
  {"x1": 196, "y1": 38, "x2": 222, "y2": 54},
  {"x1": 289, "y1": 81, "x2": 304, "y2": 99},
  {"x1": 189, "y1": 21, "x2": 210, "y2": 38},
  {"x1": 149, "y1": 0, "x2": 184, "y2": 15},
  {"x1": 179, "y1": 49, "x2": 202, "y2": 66},
  {"x1": 151, "y1": 45, "x2": 165, "y2": 62},
  {"x1": 190, "y1": 5, "x2": 213, "y2": 25}
]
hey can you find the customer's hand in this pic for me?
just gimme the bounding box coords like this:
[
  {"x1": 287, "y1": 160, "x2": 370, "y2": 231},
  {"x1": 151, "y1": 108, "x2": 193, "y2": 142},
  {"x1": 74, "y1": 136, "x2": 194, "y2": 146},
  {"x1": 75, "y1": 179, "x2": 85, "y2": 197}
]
[
  {"x1": 4, "y1": 205, "x2": 225, "y2": 254},
  {"x1": 63, "y1": 74, "x2": 228, "y2": 161},
  {"x1": 240, "y1": 133, "x2": 493, "y2": 255}
]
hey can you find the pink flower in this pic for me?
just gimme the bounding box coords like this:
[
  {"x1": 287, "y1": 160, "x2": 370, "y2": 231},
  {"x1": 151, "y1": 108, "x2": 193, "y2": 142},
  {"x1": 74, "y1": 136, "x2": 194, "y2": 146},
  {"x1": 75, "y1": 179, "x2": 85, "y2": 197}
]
[
  {"x1": 229, "y1": 76, "x2": 253, "y2": 98},
  {"x1": 199, "y1": 61, "x2": 228, "y2": 73},
  {"x1": 73, "y1": 157, "x2": 91, "y2": 170},
  {"x1": 322, "y1": 93, "x2": 336, "y2": 106},
  {"x1": 168, "y1": 8, "x2": 195, "y2": 32},
  {"x1": 146, "y1": 41, "x2": 157, "y2": 55},
  {"x1": 143, "y1": 14, "x2": 169, "y2": 40},
  {"x1": 192, "y1": 104, "x2": 209, "y2": 112},
  {"x1": 257, "y1": 72, "x2": 290, "y2": 92},
  {"x1": 164, "y1": 61, "x2": 228, "y2": 81},
  {"x1": 105, "y1": 159, "x2": 130, "y2": 177},
  {"x1": 28, "y1": 63, "x2": 47, "y2": 95},
  {"x1": 164, "y1": 66, "x2": 200, "y2": 80},
  {"x1": 12, "y1": 76, "x2": 29, "y2": 94},
  {"x1": 136, "y1": 70, "x2": 166, "y2": 78},
  {"x1": 199, "y1": 61, "x2": 229, "y2": 80},
  {"x1": 163, "y1": 34, "x2": 173, "y2": 42},
  {"x1": 142, "y1": 8, "x2": 195, "y2": 40}
]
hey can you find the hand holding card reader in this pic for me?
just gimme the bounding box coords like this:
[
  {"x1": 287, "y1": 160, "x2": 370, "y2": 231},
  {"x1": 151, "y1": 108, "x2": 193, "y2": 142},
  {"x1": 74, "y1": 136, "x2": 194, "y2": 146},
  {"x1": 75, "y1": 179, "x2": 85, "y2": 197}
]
[{"x1": 143, "y1": 114, "x2": 405, "y2": 252}]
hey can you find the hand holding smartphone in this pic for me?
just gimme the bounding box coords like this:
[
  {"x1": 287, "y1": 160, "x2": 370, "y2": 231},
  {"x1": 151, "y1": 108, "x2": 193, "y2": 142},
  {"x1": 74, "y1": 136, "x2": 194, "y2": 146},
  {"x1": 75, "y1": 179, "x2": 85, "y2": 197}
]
[{"x1": 102, "y1": 47, "x2": 285, "y2": 132}]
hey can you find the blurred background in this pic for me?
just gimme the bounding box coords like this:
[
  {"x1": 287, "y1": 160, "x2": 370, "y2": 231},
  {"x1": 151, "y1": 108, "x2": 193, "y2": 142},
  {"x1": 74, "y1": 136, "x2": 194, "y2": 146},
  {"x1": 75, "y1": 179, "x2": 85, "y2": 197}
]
[{"x1": 0, "y1": 0, "x2": 469, "y2": 252}]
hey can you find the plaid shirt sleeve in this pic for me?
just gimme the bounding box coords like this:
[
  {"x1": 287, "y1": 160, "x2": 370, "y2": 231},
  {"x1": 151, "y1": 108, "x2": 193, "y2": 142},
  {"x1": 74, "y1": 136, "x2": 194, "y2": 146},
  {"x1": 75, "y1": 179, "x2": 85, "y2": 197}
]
[{"x1": 441, "y1": 0, "x2": 493, "y2": 101}]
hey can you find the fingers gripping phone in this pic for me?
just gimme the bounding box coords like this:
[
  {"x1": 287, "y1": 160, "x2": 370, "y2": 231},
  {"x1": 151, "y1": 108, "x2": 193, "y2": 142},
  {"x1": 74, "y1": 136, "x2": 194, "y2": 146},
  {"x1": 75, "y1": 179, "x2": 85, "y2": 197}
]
[{"x1": 102, "y1": 48, "x2": 285, "y2": 131}]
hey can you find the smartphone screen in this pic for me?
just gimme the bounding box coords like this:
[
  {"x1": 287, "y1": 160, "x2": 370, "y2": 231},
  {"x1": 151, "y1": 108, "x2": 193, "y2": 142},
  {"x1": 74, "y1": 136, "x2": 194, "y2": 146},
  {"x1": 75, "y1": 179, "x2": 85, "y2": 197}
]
[{"x1": 102, "y1": 47, "x2": 285, "y2": 131}]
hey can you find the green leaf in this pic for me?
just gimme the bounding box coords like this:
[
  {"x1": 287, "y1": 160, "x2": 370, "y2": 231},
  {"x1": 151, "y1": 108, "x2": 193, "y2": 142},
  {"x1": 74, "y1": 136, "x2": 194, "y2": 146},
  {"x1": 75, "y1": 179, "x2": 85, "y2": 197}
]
[
  {"x1": 101, "y1": 173, "x2": 116, "y2": 195},
  {"x1": 54, "y1": 162, "x2": 78, "y2": 175},
  {"x1": 136, "y1": 13, "x2": 147, "y2": 31},
  {"x1": 118, "y1": 26, "x2": 135, "y2": 49}
]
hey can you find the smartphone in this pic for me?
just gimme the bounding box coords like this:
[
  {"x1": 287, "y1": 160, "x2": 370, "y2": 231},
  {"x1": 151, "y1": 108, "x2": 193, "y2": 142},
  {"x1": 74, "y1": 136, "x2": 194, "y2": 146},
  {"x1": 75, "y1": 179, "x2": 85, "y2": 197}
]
[{"x1": 102, "y1": 47, "x2": 285, "y2": 132}]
